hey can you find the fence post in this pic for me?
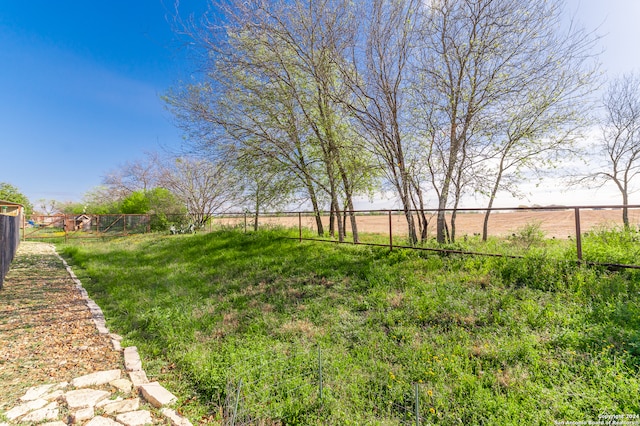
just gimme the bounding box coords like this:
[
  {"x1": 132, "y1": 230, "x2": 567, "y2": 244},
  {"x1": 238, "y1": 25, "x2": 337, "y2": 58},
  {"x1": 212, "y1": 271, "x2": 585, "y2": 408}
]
[
  {"x1": 414, "y1": 382, "x2": 420, "y2": 426},
  {"x1": 231, "y1": 379, "x2": 242, "y2": 426},
  {"x1": 299, "y1": 212, "x2": 302, "y2": 243},
  {"x1": 389, "y1": 210, "x2": 393, "y2": 251},
  {"x1": 318, "y1": 346, "x2": 323, "y2": 402},
  {"x1": 574, "y1": 207, "x2": 583, "y2": 261}
]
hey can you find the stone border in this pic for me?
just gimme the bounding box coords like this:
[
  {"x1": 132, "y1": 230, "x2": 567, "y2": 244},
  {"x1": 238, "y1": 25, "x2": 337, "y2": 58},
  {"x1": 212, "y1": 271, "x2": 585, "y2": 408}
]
[
  {"x1": 1, "y1": 368, "x2": 193, "y2": 425},
  {"x1": 10, "y1": 245, "x2": 196, "y2": 426}
]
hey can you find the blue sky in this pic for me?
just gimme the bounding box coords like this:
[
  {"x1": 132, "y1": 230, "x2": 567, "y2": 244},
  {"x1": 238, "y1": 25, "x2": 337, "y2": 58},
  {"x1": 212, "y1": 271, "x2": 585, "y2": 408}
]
[
  {"x1": 0, "y1": 1, "x2": 639, "y2": 207},
  {"x1": 0, "y1": 1, "x2": 205, "y2": 203}
]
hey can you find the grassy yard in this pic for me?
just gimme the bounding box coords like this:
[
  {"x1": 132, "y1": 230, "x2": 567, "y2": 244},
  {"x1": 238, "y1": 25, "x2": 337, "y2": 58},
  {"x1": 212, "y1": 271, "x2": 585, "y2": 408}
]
[{"x1": 58, "y1": 229, "x2": 640, "y2": 425}]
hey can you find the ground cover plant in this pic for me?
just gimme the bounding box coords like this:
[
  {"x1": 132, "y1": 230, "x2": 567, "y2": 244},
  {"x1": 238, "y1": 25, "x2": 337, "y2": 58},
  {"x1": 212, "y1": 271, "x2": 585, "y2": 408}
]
[{"x1": 59, "y1": 229, "x2": 640, "y2": 424}]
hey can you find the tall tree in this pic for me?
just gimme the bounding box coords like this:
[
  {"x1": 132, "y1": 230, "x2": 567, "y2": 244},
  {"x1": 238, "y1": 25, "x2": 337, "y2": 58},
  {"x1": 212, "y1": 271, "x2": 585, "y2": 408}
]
[
  {"x1": 413, "y1": 0, "x2": 598, "y2": 242},
  {"x1": 167, "y1": 0, "x2": 376, "y2": 242},
  {"x1": 584, "y1": 73, "x2": 640, "y2": 228},
  {"x1": 339, "y1": 0, "x2": 422, "y2": 244}
]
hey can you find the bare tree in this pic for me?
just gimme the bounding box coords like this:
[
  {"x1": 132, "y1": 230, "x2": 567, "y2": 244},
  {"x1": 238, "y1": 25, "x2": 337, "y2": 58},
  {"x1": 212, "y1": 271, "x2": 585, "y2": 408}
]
[
  {"x1": 413, "y1": 0, "x2": 598, "y2": 242},
  {"x1": 339, "y1": 0, "x2": 422, "y2": 245},
  {"x1": 102, "y1": 152, "x2": 161, "y2": 199},
  {"x1": 158, "y1": 156, "x2": 236, "y2": 226},
  {"x1": 166, "y1": 0, "x2": 376, "y2": 242},
  {"x1": 584, "y1": 73, "x2": 640, "y2": 228},
  {"x1": 37, "y1": 199, "x2": 59, "y2": 215},
  {"x1": 164, "y1": 0, "x2": 599, "y2": 244}
]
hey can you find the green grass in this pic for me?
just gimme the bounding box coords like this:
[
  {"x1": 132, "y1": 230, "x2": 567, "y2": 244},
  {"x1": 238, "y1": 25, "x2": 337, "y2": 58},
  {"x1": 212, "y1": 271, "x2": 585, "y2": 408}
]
[{"x1": 58, "y1": 229, "x2": 640, "y2": 424}]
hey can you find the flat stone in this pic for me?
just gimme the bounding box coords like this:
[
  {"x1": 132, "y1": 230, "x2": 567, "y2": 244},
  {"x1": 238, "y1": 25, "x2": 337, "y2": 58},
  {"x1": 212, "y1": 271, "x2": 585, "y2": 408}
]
[
  {"x1": 96, "y1": 396, "x2": 123, "y2": 408},
  {"x1": 124, "y1": 346, "x2": 142, "y2": 371},
  {"x1": 21, "y1": 402, "x2": 59, "y2": 423},
  {"x1": 102, "y1": 398, "x2": 140, "y2": 415},
  {"x1": 43, "y1": 389, "x2": 65, "y2": 401},
  {"x1": 5, "y1": 398, "x2": 48, "y2": 420},
  {"x1": 42, "y1": 422, "x2": 67, "y2": 426},
  {"x1": 161, "y1": 407, "x2": 193, "y2": 426},
  {"x1": 70, "y1": 407, "x2": 95, "y2": 423},
  {"x1": 112, "y1": 339, "x2": 123, "y2": 351},
  {"x1": 116, "y1": 410, "x2": 153, "y2": 426},
  {"x1": 110, "y1": 378, "x2": 133, "y2": 393},
  {"x1": 72, "y1": 369, "x2": 122, "y2": 388},
  {"x1": 64, "y1": 388, "x2": 110, "y2": 409},
  {"x1": 128, "y1": 370, "x2": 149, "y2": 387},
  {"x1": 20, "y1": 384, "x2": 55, "y2": 401},
  {"x1": 95, "y1": 322, "x2": 110, "y2": 334},
  {"x1": 138, "y1": 382, "x2": 177, "y2": 408},
  {"x1": 110, "y1": 333, "x2": 123, "y2": 341},
  {"x1": 85, "y1": 416, "x2": 122, "y2": 426}
]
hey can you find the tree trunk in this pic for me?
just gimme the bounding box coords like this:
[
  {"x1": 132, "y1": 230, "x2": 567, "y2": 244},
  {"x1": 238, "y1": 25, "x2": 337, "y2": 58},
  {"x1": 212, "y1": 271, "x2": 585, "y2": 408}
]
[
  {"x1": 304, "y1": 176, "x2": 324, "y2": 236},
  {"x1": 329, "y1": 208, "x2": 335, "y2": 237},
  {"x1": 450, "y1": 208, "x2": 458, "y2": 243},
  {"x1": 622, "y1": 190, "x2": 629, "y2": 229},
  {"x1": 331, "y1": 197, "x2": 344, "y2": 242},
  {"x1": 436, "y1": 137, "x2": 459, "y2": 243},
  {"x1": 338, "y1": 161, "x2": 359, "y2": 243},
  {"x1": 436, "y1": 197, "x2": 449, "y2": 244},
  {"x1": 410, "y1": 181, "x2": 429, "y2": 242},
  {"x1": 252, "y1": 188, "x2": 260, "y2": 231},
  {"x1": 482, "y1": 169, "x2": 504, "y2": 241}
]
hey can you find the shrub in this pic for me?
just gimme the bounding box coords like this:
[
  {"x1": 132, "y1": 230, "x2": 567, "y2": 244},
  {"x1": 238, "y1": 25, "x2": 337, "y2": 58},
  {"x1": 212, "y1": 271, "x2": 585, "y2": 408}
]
[{"x1": 508, "y1": 221, "x2": 545, "y2": 249}]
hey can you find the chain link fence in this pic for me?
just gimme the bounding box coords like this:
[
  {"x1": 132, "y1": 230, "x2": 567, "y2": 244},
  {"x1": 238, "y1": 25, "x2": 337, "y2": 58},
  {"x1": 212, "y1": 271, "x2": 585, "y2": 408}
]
[{"x1": 24, "y1": 214, "x2": 152, "y2": 241}]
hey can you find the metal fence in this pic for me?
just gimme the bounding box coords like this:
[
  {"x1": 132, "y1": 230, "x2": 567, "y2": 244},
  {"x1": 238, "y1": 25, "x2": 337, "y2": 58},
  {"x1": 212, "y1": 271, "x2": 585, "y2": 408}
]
[
  {"x1": 222, "y1": 347, "x2": 430, "y2": 426},
  {"x1": 213, "y1": 204, "x2": 640, "y2": 269},
  {"x1": 24, "y1": 214, "x2": 152, "y2": 241},
  {"x1": 0, "y1": 205, "x2": 22, "y2": 289},
  {"x1": 22, "y1": 205, "x2": 640, "y2": 268}
]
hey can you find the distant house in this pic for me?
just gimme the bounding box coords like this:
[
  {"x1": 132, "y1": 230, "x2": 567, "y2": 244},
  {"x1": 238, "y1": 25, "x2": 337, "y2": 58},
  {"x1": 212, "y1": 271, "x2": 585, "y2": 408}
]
[
  {"x1": 64, "y1": 214, "x2": 92, "y2": 231},
  {"x1": 75, "y1": 214, "x2": 92, "y2": 231}
]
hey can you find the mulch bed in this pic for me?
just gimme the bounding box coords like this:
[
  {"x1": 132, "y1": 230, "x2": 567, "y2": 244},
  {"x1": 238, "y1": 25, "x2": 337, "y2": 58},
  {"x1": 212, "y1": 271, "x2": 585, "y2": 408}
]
[{"x1": 0, "y1": 242, "x2": 122, "y2": 410}]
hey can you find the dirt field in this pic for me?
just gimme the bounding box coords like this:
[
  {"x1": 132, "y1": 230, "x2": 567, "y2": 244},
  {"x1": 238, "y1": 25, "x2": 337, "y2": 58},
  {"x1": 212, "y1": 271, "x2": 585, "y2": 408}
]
[{"x1": 217, "y1": 207, "x2": 640, "y2": 240}]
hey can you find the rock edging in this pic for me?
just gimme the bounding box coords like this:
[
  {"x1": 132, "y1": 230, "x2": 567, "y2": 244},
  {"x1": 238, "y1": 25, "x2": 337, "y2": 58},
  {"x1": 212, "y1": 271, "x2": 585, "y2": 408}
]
[
  {"x1": 1, "y1": 369, "x2": 190, "y2": 425},
  {"x1": 0, "y1": 246, "x2": 192, "y2": 425}
]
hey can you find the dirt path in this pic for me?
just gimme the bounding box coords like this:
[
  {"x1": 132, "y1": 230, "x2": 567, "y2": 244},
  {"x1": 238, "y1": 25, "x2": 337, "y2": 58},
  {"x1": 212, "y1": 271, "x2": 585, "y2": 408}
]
[{"x1": 0, "y1": 242, "x2": 122, "y2": 410}]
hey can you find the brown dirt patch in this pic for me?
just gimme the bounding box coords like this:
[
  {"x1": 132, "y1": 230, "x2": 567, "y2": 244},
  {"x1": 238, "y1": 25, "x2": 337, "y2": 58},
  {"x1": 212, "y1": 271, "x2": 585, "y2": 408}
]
[{"x1": 0, "y1": 242, "x2": 122, "y2": 410}]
